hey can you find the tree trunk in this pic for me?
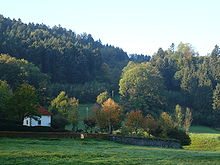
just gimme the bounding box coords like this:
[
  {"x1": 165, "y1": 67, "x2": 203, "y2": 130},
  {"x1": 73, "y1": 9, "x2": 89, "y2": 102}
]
[{"x1": 108, "y1": 121, "x2": 112, "y2": 134}]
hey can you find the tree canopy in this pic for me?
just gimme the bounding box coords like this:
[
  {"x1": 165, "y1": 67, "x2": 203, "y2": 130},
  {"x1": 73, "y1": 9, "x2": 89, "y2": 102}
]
[{"x1": 119, "y1": 62, "x2": 166, "y2": 115}]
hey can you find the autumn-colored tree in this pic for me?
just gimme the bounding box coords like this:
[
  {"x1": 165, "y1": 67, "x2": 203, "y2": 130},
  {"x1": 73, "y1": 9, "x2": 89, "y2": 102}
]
[
  {"x1": 144, "y1": 114, "x2": 160, "y2": 136},
  {"x1": 125, "y1": 110, "x2": 145, "y2": 134},
  {"x1": 96, "y1": 98, "x2": 121, "y2": 134}
]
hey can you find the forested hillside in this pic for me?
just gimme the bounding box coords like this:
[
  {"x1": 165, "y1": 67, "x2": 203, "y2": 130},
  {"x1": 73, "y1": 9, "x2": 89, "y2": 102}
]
[
  {"x1": 0, "y1": 15, "x2": 219, "y2": 127},
  {"x1": 120, "y1": 44, "x2": 220, "y2": 126},
  {"x1": 0, "y1": 15, "x2": 133, "y2": 103}
]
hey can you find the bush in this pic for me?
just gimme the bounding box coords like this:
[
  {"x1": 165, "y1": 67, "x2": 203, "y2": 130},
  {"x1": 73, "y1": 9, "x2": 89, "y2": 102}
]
[
  {"x1": 51, "y1": 115, "x2": 68, "y2": 130},
  {"x1": 83, "y1": 118, "x2": 96, "y2": 132},
  {"x1": 167, "y1": 128, "x2": 191, "y2": 145},
  {"x1": 149, "y1": 126, "x2": 163, "y2": 137}
]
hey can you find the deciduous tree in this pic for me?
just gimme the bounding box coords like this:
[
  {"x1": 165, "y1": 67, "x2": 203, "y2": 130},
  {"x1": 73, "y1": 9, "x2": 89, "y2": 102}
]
[
  {"x1": 183, "y1": 107, "x2": 192, "y2": 132},
  {"x1": 95, "y1": 98, "x2": 121, "y2": 134},
  {"x1": 144, "y1": 114, "x2": 160, "y2": 136},
  {"x1": 9, "y1": 84, "x2": 39, "y2": 123},
  {"x1": 175, "y1": 104, "x2": 183, "y2": 128},
  {"x1": 96, "y1": 91, "x2": 109, "y2": 105},
  {"x1": 119, "y1": 62, "x2": 166, "y2": 115},
  {"x1": 0, "y1": 80, "x2": 12, "y2": 118},
  {"x1": 50, "y1": 91, "x2": 79, "y2": 130},
  {"x1": 125, "y1": 110, "x2": 145, "y2": 134},
  {"x1": 160, "y1": 112, "x2": 176, "y2": 134}
]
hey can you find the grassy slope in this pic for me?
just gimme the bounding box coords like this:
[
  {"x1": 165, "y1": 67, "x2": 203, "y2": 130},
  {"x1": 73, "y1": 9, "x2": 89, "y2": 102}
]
[
  {"x1": 183, "y1": 126, "x2": 220, "y2": 152},
  {"x1": 189, "y1": 126, "x2": 220, "y2": 134},
  {"x1": 0, "y1": 138, "x2": 220, "y2": 165}
]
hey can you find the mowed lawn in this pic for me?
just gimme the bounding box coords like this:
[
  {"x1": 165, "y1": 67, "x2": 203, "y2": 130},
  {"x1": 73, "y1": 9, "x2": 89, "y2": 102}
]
[{"x1": 0, "y1": 136, "x2": 220, "y2": 165}]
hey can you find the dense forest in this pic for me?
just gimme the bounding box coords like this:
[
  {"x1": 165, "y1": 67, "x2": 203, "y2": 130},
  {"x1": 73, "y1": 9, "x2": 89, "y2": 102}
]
[
  {"x1": 0, "y1": 15, "x2": 219, "y2": 128},
  {"x1": 0, "y1": 15, "x2": 145, "y2": 103}
]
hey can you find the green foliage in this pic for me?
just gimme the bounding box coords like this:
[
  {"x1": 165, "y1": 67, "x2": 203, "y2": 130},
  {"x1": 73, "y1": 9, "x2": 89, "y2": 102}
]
[
  {"x1": 159, "y1": 112, "x2": 176, "y2": 133},
  {"x1": 213, "y1": 84, "x2": 220, "y2": 111},
  {"x1": 50, "y1": 91, "x2": 79, "y2": 130},
  {"x1": 119, "y1": 62, "x2": 166, "y2": 115},
  {"x1": 167, "y1": 128, "x2": 191, "y2": 145},
  {"x1": 9, "y1": 84, "x2": 39, "y2": 123},
  {"x1": 183, "y1": 107, "x2": 193, "y2": 132},
  {"x1": 148, "y1": 43, "x2": 220, "y2": 126},
  {"x1": 0, "y1": 80, "x2": 12, "y2": 117},
  {"x1": 47, "y1": 81, "x2": 110, "y2": 103},
  {"x1": 0, "y1": 13, "x2": 220, "y2": 128},
  {"x1": 175, "y1": 104, "x2": 183, "y2": 128},
  {"x1": 51, "y1": 114, "x2": 68, "y2": 130},
  {"x1": 129, "y1": 54, "x2": 151, "y2": 63},
  {"x1": 0, "y1": 15, "x2": 129, "y2": 95},
  {"x1": 96, "y1": 91, "x2": 109, "y2": 104},
  {"x1": 0, "y1": 54, "x2": 49, "y2": 89},
  {"x1": 83, "y1": 118, "x2": 97, "y2": 132},
  {"x1": 66, "y1": 98, "x2": 79, "y2": 131},
  {"x1": 211, "y1": 45, "x2": 220, "y2": 58},
  {"x1": 50, "y1": 91, "x2": 69, "y2": 114}
]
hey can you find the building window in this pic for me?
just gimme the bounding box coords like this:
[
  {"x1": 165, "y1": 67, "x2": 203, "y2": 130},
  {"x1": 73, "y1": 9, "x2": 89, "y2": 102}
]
[
  {"x1": 38, "y1": 120, "x2": 41, "y2": 126},
  {"x1": 26, "y1": 120, "x2": 28, "y2": 125}
]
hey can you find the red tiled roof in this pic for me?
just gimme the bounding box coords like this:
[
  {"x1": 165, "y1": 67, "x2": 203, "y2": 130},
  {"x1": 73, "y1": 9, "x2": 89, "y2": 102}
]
[{"x1": 38, "y1": 107, "x2": 52, "y2": 116}]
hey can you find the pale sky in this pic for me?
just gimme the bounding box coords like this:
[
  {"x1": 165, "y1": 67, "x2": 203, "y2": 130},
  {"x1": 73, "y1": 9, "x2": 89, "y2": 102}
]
[{"x1": 0, "y1": 0, "x2": 219, "y2": 55}]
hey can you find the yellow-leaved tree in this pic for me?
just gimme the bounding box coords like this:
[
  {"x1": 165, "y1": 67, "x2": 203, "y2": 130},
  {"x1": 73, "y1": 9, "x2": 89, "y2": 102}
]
[{"x1": 95, "y1": 98, "x2": 121, "y2": 134}]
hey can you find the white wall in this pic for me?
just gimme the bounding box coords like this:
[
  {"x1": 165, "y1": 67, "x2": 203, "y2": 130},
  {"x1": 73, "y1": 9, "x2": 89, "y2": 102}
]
[
  {"x1": 23, "y1": 117, "x2": 31, "y2": 126},
  {"x1": 23, "y1": 115, "x2": 51, "y2": 127}
]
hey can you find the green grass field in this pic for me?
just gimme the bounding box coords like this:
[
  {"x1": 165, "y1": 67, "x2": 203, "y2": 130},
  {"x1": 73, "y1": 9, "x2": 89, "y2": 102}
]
[
  {"x1": 0, "y1": 126, "x2": 220, "y2": 165},
  {"x1": 183, "y1": 126, "x2": 220, "y2": 152},
  {"x1": 0, "y1": 137, "x2": 220, "y2": 165}
]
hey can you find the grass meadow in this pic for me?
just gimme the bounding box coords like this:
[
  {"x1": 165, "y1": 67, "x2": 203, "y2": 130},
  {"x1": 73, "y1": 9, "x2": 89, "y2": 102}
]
[
  {"x1": 0, "y1": 137, "x2": 219, "y2": 165},
  {"x1": 0, "y1": 126, "x2": 220, "y2": 165}
]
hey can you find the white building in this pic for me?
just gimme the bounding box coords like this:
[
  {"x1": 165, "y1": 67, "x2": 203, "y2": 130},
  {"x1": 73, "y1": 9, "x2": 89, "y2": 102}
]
[{"x1": 23, "y1": 107, "x2": 52, "y2": 127}]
